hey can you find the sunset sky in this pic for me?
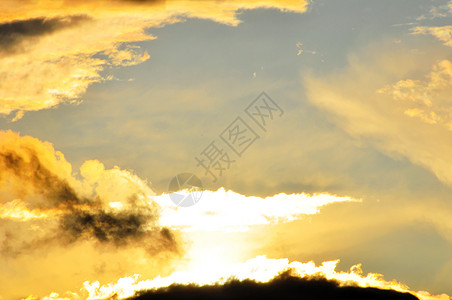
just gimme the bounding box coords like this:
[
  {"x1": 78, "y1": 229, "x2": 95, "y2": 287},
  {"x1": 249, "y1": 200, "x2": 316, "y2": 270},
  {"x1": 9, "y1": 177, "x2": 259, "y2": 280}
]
[{"x1": 1, "y1": 0, "x2": 452, "y2": 299}]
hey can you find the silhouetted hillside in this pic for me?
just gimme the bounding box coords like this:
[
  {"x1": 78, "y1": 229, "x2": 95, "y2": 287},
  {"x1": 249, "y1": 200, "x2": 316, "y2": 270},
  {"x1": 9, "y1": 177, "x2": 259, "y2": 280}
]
[{"x1": 129, "y1": 272, "x2": 419, "y2": 300}]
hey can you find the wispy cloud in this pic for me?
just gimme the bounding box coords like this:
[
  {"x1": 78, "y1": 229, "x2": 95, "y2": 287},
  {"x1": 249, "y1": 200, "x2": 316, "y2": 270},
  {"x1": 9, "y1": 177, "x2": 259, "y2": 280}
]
[
  {"x1": 412, "y1": 26, "x2": 452, "y2": 47},
  {"x1": 304, "y1": 39, "x2": 452, "y2": 187},
  {"x1": 377, "y1": 60, "x2": 452, "y2": 130}
]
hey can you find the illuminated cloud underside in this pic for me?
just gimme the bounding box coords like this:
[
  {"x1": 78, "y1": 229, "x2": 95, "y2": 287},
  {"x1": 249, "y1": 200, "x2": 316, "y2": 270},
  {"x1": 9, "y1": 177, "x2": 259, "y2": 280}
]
[{"x1": 32, "y1": 256, "x2": 450, "y2": 300}]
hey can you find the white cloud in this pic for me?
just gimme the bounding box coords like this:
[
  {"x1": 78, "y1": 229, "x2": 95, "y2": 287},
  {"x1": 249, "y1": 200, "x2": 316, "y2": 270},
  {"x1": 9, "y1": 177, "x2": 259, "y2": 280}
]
[{"x1": 154, "y1": 188, "x2": 358, "y2": 232}]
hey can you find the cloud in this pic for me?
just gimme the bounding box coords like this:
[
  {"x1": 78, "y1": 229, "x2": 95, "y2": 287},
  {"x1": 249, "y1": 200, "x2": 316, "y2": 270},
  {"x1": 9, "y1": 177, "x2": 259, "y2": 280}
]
[
  {"x1": 155, "y1": 188, "x2": 358, "y2": 232},
  {"x1": 301, "y1": 38, "x2": 452, "y2": 255},
  {"x1": 296, "y1": 41, "x2": 303, "y2": 55},
  {"x1": 0, "y1": 130, "x2": 178, "y2": 256},
  {"x1": 377, "y1": 59, "x2": 452, "y2": 130},
  {"x1": 412, "y1": 26, "x2": 452, "y2": 47},
  {"x1": 0, "y1": 129, "x2": 359, "y2": 298},
  {"x1": 36, "y1": 256, "x2": 449, "y2": 300},
  {"x1": 0, "y1": 130, "x2": 361, "y2": 299},
  {"x1": 0, "y1": 0, "x2": 309, "y2": 120},
  {"x1": 304, "y1": 39, "x2": 452, "y2": 187},
  {"x1": 1, "y1": 132, "x2": 448, "y2": 299},
  {"x1": 0, "y1": 15, "x2": 90, "y2": 54}
]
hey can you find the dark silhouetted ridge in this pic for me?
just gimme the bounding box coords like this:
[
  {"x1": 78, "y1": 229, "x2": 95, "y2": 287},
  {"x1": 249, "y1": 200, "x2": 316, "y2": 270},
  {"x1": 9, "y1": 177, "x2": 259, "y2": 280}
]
[{"x1": 129, "y1": 272, "x2": 419, "y2": 300}]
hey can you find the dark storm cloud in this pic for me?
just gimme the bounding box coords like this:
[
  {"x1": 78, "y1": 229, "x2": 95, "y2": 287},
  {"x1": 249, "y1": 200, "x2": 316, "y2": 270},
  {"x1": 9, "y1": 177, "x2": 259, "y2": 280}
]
[
  {"x1": 130, "y1": 272, "x2": 419, "y2": 300},
  {"x1": 0, "y1": 15, "x2": 90, "y2": 53},
  {"x1": 0, "y1": 147, "x2": 178, "y2": 255}
]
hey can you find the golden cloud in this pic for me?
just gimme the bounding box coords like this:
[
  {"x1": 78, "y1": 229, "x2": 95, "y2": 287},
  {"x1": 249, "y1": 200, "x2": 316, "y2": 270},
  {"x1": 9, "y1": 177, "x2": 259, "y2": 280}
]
[
  {"x1": 0, "y1": 0, "x2": 309, "y2": 121},
  {"x1": 34, "y1": 255, "x2": 450, "y2": 300},
  {"x1": 412, "y1": 26, "x2": 452, "y2": 47},
  {"x1": 0, "y1": 130, "x2": 178, "y2": 258},
  {"x1": 304, "y1": 39, "x2": 452, "y2": 187},
  {"x1": 0, "y1": 129, "x2": 362, "y2": 299},
  {"x1": 377, "y1": 59, "x2": 452, "y2": 130},
  {"x1": 302, "y1": 39, "x2": 452, "y2": 259}
]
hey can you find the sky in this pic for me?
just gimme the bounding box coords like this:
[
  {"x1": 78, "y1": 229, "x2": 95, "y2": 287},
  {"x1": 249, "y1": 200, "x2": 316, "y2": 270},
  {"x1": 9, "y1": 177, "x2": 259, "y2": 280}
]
[{"x1": 1, "y1": 0, "x2": 452, "y2": 299}]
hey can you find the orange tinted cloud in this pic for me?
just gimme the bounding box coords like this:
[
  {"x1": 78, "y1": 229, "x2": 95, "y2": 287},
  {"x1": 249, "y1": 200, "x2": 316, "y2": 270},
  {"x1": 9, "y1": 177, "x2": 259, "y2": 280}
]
[
  {"x1": 412, "y1": 26, "x2": 452, "y2": 47},
  {"x1": 377, "y1": 59, "x2": 452, "y2": 130},
  {"x1": 0, "y1": 129, "x2": 361, "y2": 299},
  {"x1": 0, "y1": 130, "x2": 177, "y2": 257},
  {"x1": 0, "y1": 0, "x2": 309, "y2": 121},
  {"x1": 304, "y1": 38, "x2": 452, "y2": 186}
]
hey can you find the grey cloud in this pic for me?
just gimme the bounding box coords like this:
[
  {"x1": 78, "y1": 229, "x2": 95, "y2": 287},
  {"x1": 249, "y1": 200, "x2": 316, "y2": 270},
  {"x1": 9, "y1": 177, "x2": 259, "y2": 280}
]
[{"x1": 0, "y1": 15, "x2": 90, "y2": 53}]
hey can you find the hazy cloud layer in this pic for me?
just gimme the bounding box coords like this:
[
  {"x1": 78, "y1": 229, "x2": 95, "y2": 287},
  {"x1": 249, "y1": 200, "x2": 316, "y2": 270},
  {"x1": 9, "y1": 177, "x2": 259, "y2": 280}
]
[
  {"x1": 377, "y1": 59, "x2": 452, "y2": 130},
  {"x1": 304, "y1": 41, "x2": 452, "y2": 187},
  {"x1": 303, "y1": 39, "x2": 452, "y2": 253}
]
